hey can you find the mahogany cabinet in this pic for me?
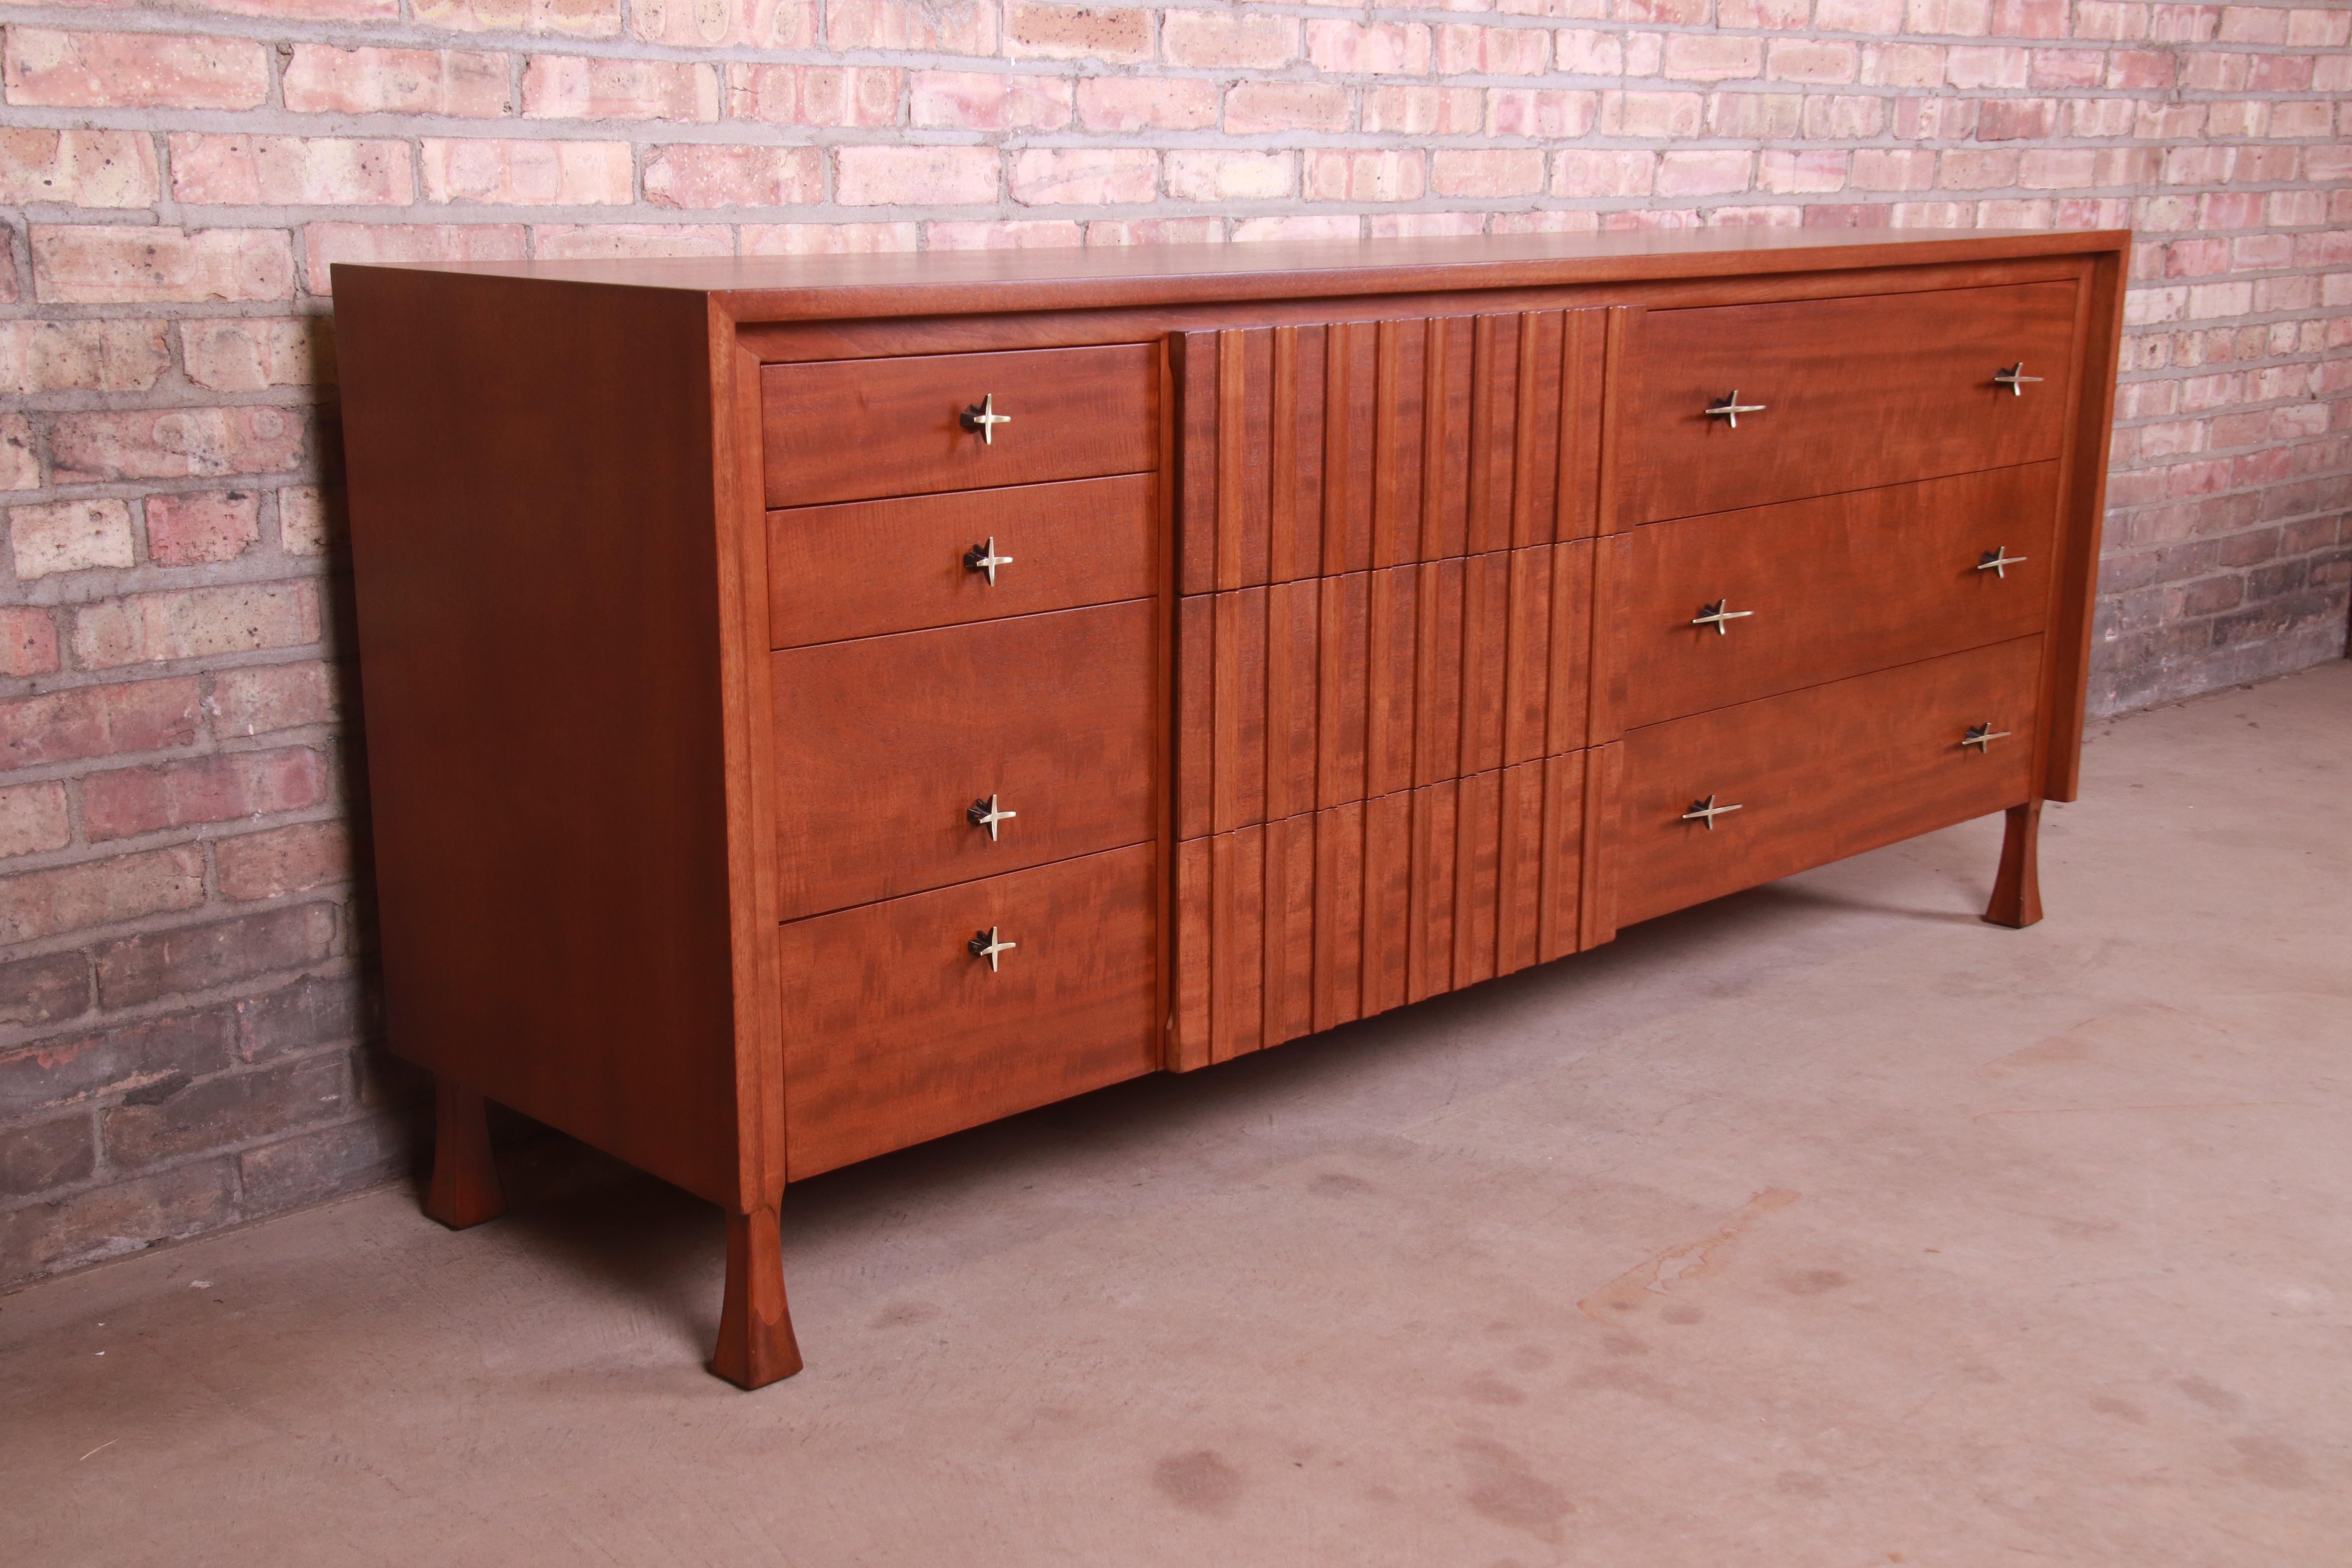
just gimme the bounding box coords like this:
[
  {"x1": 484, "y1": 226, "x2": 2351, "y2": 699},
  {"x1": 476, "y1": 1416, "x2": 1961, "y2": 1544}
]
[{"x1": 335, "y1": 229, "x2": 2126, "y2": 1389}]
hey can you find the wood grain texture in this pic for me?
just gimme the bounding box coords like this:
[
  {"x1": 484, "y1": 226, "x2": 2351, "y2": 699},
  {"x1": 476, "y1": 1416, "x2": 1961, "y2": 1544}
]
[
  {"x1": 761, "y1": 344, "x2": 1156, "y2": 508},
  {"x1": 1984, "y1": 800, "x2": 2044, "y2": 928},
  {"x1": 1178, "y1": 755, "x2": 1587, "y2": 1065},
  {"x1": 710, "y1": 1206, "x2": 802, "y2": 1390},
  {"x1": 1616, "y1": 636, "x2": 2045, "y2": 927},
  {"x1": 1625, "y1": 282, "x2": 2078, "y2": 524},
  {"x1": 1179, "y1": 310, "x2": 1605, "y2": 591},
  {"x1": 424, "y1": 1078, "x2": 505, "y2": 1230},
  {"x1": 780, "y1": 844, "x2": 1158, "y2": 1178},
  {"x1": 766, "y1": 474, "x2": 1156, "y2": 648},
  {"x1": 1184, "y1": 542, "x2": 1593, "y2": 836},
  {"x1": 1617, "y1": 463, "x2": 2062, "y2": 728},
  {"x1": 771, "y1": 601, "x2": 1155, "y2": 920},
  {"x1": 2042, "y1": 250, "x2": 2127, "y2": 804}
]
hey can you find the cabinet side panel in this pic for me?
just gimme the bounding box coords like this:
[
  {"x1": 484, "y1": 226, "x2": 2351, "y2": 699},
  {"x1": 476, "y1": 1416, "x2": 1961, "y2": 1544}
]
[{"x1": 337, "y1": 269, "x2": 740, "y2": 1207}]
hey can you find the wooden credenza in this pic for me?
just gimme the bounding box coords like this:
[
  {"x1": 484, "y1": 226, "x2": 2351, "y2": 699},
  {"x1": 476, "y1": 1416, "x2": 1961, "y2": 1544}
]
[{"x1": 336, "y1": 230, "x2": 2127, "y2": 1388}]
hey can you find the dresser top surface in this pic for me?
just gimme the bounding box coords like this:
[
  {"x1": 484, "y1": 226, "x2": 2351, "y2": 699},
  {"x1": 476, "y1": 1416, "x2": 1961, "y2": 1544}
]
[{"x1": 336, "y1": 227, "x2": 2128, "y2": 323}]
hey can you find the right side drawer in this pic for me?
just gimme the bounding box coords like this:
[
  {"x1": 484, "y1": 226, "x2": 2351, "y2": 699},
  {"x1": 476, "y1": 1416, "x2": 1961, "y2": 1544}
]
[
  {"x1": 762, "y1": 344, "x2": 1157, "y2": 509},
  {"x1": 1626, "y1": 281, "x2": 2077, "y2": 523}
]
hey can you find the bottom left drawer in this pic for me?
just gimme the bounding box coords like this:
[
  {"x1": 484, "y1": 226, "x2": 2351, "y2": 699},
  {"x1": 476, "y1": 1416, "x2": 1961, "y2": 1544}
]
[{"x1": 779, "y1": 843, "x2": 1159, "y2": 1180}]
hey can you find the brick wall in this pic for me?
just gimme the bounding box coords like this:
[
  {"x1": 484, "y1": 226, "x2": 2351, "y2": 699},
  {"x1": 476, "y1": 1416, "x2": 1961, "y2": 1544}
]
[{"x1": 2, "y1": 0, "x2": 2347, "y2": 1289}]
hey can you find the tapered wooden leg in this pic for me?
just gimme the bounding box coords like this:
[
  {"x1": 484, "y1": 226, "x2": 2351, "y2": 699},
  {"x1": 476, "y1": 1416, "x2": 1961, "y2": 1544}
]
[
  {"x1": 710, "y1": 1205, "x2": 803, "y2": 1390},
  {"x1": 1983, "y1": 800, "x2": 2044, "y2": 929},
  {"x1": 424, "y1": 1078, "x2": 506, "y2": 1229}
]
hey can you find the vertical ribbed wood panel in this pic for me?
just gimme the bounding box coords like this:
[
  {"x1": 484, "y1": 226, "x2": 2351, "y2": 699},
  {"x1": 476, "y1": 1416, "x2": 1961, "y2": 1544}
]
[{"x1": 1172, "y1": 753, "x2": 1594, "y2": 1069}]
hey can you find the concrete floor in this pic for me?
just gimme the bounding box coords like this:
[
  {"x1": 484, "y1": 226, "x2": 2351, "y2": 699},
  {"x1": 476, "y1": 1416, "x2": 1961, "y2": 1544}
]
[{"x1": 4, "y1": 661, "x2": 2348, "y2": 1566}]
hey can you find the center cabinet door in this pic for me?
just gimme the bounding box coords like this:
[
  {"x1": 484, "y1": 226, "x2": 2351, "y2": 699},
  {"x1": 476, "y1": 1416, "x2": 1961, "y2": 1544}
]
[{"x1": 1171, "y1": 310, "x2": 1612, "y2": 1071}]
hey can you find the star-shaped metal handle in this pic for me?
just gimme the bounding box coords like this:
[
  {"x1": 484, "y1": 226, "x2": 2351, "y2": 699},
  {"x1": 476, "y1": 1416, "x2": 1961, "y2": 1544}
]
[
  {"x1": 1993, "y1": 363, "x2": 2043, "y2": 396},
  {"x1": 964, "y1": 536, "x2": 1013, "y2": 585},
  {"x1": 1960, "y1": 723, "x2": 2011, "y2": 752},
  {"x1": 961, "y1": 393, "x2": 1011, "y2": 444},
  {"x1": 1691, "y1": 599, "x2": 1755, "y2": 635},
  {"x1": 1977, "y1": 546, "x2": 2027, "y2": 578},
  {"x1": 968, "y1": 926, "x2": 1016, "y2": 972},
  {"x1": 1680, "y1": 794, "x2": 1743, "y2": 830},
  {"x1": 967, "y1": 794, "x2": 1016, "y2": 841},
  {"x1": 1704, "y1": 391, "x2": 1767, "y2": 428}
]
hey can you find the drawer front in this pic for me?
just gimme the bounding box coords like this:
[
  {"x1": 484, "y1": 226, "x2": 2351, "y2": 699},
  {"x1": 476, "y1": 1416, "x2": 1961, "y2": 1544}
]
[
  {"x1": 767, "y1": 474, "x2": 1156, "y2": 649},
  {"x1": 772, "y1": 601, "x2": 1155, "y2": 920},
  {"x1": 781, "y1": 844, "x2": 1157, "y2": 1178},
  {"x1": 1627, "y1": 282, "x2": 2077, "y2": 523},
  {"x1": 1617, "y1": 636, "x2": 2042, "y2": 927},
  {"x1": 1619, "y1": 463, "x2": 2060, "y2": 728},
  {"x1": 762, "y1": 345, "x2": 1157, "y2": 509}
]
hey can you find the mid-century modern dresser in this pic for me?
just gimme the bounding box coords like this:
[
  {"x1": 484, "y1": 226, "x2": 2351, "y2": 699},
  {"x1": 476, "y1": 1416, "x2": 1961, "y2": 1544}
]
[{"x1": 336, "y1": 229, "x2": 2127, "y2": 1388}]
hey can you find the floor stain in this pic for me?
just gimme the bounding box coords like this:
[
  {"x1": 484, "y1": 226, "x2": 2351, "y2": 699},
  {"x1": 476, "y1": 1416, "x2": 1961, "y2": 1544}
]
[
  {"x1": 1461, "y1": 1373, "x2": 1528, "y2": 1406},
  {"x1": 2087, "y1": 1394, "x2": 2146, "y2": 1423},
  {"x1": 1577, "y1": 1188, "x2": 1801, "y2": 1326},
  {"x1": 1457, "y1": 1437, "x2": 1573, "y2": 1544},
  {"x1": 2233, "y1": 1434, "x2": 2314, "y2": 1490},
  {"x1": 2176, "y1": 1375, "x2": 2245, "y2": 1413},
  {"x1": 1153, "y1": 1449, "x2": 1244, "y2": 1515}
]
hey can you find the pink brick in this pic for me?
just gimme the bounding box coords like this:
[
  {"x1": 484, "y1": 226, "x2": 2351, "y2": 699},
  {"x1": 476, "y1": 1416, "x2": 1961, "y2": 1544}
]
[
  {"x1": 169, "y1": 136, "x2": 412, "y2": 207},
  {"x1": 2265, "y1": 100, "x2": 2333, "y2": 139},
  {"x1": 1860, "y1": 42, "x2": 1944, "y2": 86},
  {"x1": 751, "y1": 222, "x2": 921, "y2": 256},
  {"x1": 521, "y1": 56, "x2": 720, "y2": 121},
  {"x1": 210, "y1": 662, "x2": 339, "y2": 739},
  {"x1": 1232, "y1": 216, "x2": 1363, "y2": 244},
  {"x1": 1799, "y1": 94, "x2": 1884, "y2": 137},
  {"x1": 2246, "y1": 53, "x2": 2313, "y2": 91},
  {"x1": 1, "y1": 680, "x2": 201, "y2": 768},
  {"x1": 1305, "y1": 21, "x2": 1433, "y2": 75},
  {"x1": 1552, "y1": 149, "x2": 1655, "y2": 198},
  {"x1": 911, "y1": 71, "x2": 1071, "y2": 132},
  {"x1": 71, "y1": 583, "x2": 320, "y2": 670},
  {"x1": 0, "y1": 415, "x2": 31, "y2": 492},
  {"x1": 830, "y1": 0, "x2": 998, "y2": 52},
  {"x1": 217, "y1": 821, "x2": 352, "y2": 903},
  {"x1": 1086, "y1": 218, "x2": 1224, "y2": 246},
  {"x1": 145, "y1": 492, "x2": 261, "y2": 567},
  {"x1": 1492, "y1": 210, "x2": 1603, "y2": 236},
  {"x1": 1976, "y1": 98, "x2": 2057, "y2": 140},
  {"x1": 50, "y1": 407, "x2": 306, "y2": 485},
  {"x1": 9, "y1": 499, "x2": 134, "y2": 579},
  {"x1": 1661, "y1": 33, "x2": 1761, "y2": 81},
  {"x1": 0, "y1": 609, "x2": 59, "y2": 679},
  {"x1": 1718, "y1": 0, "x2": 1813, "y2": 25},
  {"x1": 1658, "y1": 149, "x2": 1754, "y2": 196},
  {"x1": 411, "y1": 0, "x2": 622, "y2": 35},
  {"x1": 2109, "y1": 49, "x2": 2176, "y2": 87},
  {"x1": 1004, "y1": 3, "x2": 1151, "y2": 62},
  {"x1": 1767, "y1": 39, "x2": 1859, "y2": 82},
  {"x1": 1989, "y1": 0, "x2": 2069, "y2": 33},
  {"x1": 630, "y1": 0, "x2": 815, "y2": 46},
  {"x1": 1815, "y1": 0, "x2": 1906, "y2": 28},
  {"x1": 282, "y1": 46, "x2": 510, "y2": 117},
  {"x1": 2164, "y1": 145, "x2": 2235, "y2": 185},
  {"x1": 1711, "y1": 92, "x2": 1804, "y2": 138},
  {"x1": 1165, "y1": 151, "x2": 1294, "y2": 202},
  {"x1": 419, "y1": 139, "x2": 633, "y2": 205},
  {"x1": 2216, "y1": 3, "x2": 2288, "y2": 40},
  {"x1": 1852, "y1": 148, "x2": 1938, "y2": 190},
  {"x1": 2031, "y1": 48, "x2": 2107, "y2": 88},
  {"x1": 83, "y1": 747, "x2": 328, "y2": 844},
  {"x1": 643, "y1": 145, "x2": 820, "y2": 208},
  {"x1": 0, "y1": 129, "x2": 158, "y2": 209},
  {"x1": 2019, "y1": 148, "x2": 2098, "y2": 188},
  {"x1": 3, "y1": 29, "x2": 268, "y2": 110},
  {"x1": 1600, "y1": 90, "x2": 1705, "y2": 137},
  {"x1": 2183, "y1": 50, "x2": 2249, "y2": 90},
  {"x1": 927, "y1": 220, "x2": 1087, "y2": 250},
  {"x1": 1975, "y1": 198, "x2": 2053, "y2": 228},
  {"x1": 532, "y1": 224, "x2": 733, "y2": 259},
  {"x1": 1363, "y1": 87, "x2": 1484, "y2": 135},
  {"x1": 1488, "y1": 89, "x2": 1598, "y2": 137},
  {"x1": 1432, "y1": 149, "x2": 1546, "y2": 198},
  {"x1": 1078, "y1": 76, "x2": 1219, "y2": 131},
  {"x1": 1011, "y1": 148, "x2": 1158, "y2": 206},
  {"x1": 1370, "y1": 212, "x2": 1488, "y2": 240},
  {"x1": 727, "y1": 64, "x2": 902, "y2": 127},
  {"x1": 0, "y1": 782, "x2": 71, "y2": 862},
  {"x1": 1161, "y1": 9, "x2": 1298, "y2": 68},
  {"x1": 303, "y1": 223, "x2": 528, "y2": 295},
  {"x1": 0, "y1": 321, "x2": 168, "y2": 395},
  {"x1": 180, "y1": 320, "x2": 331, "y2": 393},
  {"x1": 838, "y1": 146, "x2": 1001, "y2": 207},
  {"x1": 1554, "y1": 29, "x2": 1621, "y2": 74},
  {"x1": 1940, "y1": 149, "x2": 2020, "y2": 188},
  {"x1": 1759, "y1": 149, "x2": 1849, "y2": 194},
  {"x1": 1305, "y1": 150, "x2": 1428, "y2": 203},
  {"x1": 32, "y1": 227, "x2": 292, "y2": 305},
  {"x1": 278, "y1": 487, "x2": 341, "y2": 556},
  {"x1": 193, "y1": 0, "x2": 401, "y2": 16},
  {"x1": 1437, "y1": 23, "x2": 1549, "y2": 74},
  {"x1": 1224, "y1": 82, "x2": 1352, "y2": 134},
  {"x1": 1904, "y1": 0, "x2": 1990, "y2": 32},
  {"x1": 0, "y1": 846, "x2": 206, "y2": 945},
  {"x1": 1944, "y1": 44, "x2": 2028, "y2": 87}
]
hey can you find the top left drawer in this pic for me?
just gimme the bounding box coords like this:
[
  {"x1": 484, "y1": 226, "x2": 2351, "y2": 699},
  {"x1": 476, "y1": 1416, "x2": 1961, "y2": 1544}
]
[{"x1": 762, "y1": 344, "x2": 1158, "y2": 508}]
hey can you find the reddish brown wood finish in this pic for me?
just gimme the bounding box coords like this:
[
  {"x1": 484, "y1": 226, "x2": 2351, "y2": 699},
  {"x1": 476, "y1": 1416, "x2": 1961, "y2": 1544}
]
[
  {"x1": 771, "y1": 602, "x2": 1155, "y2": 920},
  {"x1": 1617, "y1": 463, "x2": 2062, "y2": 728},
  {"x1": 1625, "y1": 283, "x2": 2078, "y2": 524},
  {"x1": 424, "y1": 1078, "x2": 505, "y2": 1230},
  {"x1": 1984, "y1": 800, "x2": 2045, "y2": 929},
  {"x1": 1616, "y1": 636, "x2": 2045, "y2": 927},
  {"x1": 711, "y1": 1206, "x2": 802, "y2": 1390},
  {"x1": 761, "y1": 344, "x2": 1157, "y2": 508},
  {"x1": 766, "y1": 475, "x2": 1156, "y2": 647},
  {"x1": 779, "y1": 845, "x2": 1158, "y2": 1178}
]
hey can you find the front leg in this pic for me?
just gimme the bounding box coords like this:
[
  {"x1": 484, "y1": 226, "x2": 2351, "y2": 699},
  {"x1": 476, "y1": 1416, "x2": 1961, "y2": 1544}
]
[
  {"x1": 710, "y1": 1204, "x2": 804, "y2": 1389},
  {"x1": 1982, "y1": 800, "x2": 2043, "y2": 929},
  {"x1": 424, "y1": 1077, "x2": 506, "y2": 1229}
]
